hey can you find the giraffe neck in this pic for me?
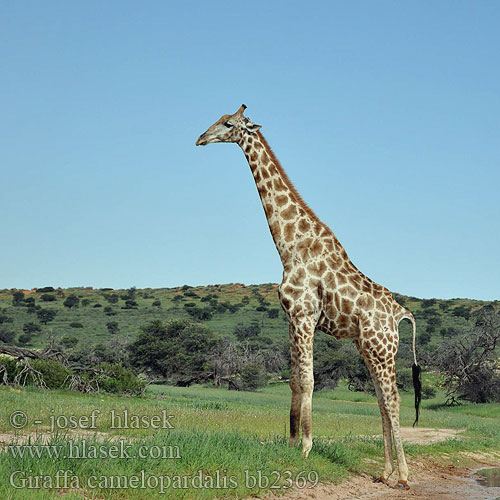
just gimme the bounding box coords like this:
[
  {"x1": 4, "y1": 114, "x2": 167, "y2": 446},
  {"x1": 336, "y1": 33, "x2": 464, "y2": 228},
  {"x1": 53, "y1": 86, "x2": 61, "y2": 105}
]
[{"x1": 238, "y1": 131, "x2": 325, "y2": 267}]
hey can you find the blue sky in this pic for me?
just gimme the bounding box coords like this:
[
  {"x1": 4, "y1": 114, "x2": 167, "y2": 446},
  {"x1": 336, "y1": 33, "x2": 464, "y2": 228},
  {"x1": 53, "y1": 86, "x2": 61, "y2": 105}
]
[{"x1": 1, "y1": 1, "x2": 499, "y2": 300}]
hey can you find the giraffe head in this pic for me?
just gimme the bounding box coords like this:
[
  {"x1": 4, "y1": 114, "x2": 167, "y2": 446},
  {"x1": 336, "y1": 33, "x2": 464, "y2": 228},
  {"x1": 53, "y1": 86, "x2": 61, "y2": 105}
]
[{"x1": 196, "y1": 104, "x2": 261, "y2": 146}]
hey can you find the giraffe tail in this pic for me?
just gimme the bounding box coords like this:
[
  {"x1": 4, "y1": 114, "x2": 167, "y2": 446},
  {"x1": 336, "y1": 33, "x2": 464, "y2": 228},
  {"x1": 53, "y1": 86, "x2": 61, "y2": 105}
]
[{"x1": 406, "y1": 312, "x2": 422, "y2": 427}]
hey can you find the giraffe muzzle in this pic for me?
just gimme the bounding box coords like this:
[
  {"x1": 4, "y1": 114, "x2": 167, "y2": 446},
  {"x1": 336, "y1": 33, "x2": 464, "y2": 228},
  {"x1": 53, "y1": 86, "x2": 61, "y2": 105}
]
[{"x1": 196, "y1": 134, "x2": 208, "y2": 146}]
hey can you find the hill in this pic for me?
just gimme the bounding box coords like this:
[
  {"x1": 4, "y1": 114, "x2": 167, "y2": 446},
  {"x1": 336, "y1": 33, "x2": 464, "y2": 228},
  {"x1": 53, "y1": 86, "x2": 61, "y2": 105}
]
[{"x1": 0, "y1": 284, "x2": 496, "y2": 353}]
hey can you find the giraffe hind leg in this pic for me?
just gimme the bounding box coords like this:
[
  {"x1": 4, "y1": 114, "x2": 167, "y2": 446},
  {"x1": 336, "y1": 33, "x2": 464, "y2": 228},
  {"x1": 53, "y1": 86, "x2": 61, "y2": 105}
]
[
  {"x1": 356, "y1": 341, "x2": 394, "y2": 484},
  {"x1": 376, "y1": 358, "x2": 409, "y2": 487},
  {"x1": 359, "y1": 341, "x2": 409, "y2": 488},
  {"x1": 371, "y1": 370, "x2": 395, "y2": 483}
]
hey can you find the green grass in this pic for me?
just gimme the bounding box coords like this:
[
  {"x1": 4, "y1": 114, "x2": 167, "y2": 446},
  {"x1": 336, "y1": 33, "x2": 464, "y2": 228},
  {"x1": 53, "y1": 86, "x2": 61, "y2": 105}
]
[{"x1": 1, "y1": 381, "x2": 499, "y2": 499}]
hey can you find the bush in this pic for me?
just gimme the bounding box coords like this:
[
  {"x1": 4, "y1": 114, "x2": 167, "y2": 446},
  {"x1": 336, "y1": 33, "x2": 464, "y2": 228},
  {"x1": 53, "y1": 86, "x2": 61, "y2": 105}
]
[
  {"x1": 17, "y1": 333, "x2": 33, "y2": 345},
  {"x1": 422, "y1": 385, "x2": 437, "y2": 399},
  {"x1": 240, "y1": 362, "x2": 269, "y2": 391},
  {"x1": 92, "y1": 363, "x2": 146, "y2": 395},
  {"x1": 396, "y1": 367, "x2": 414, "y2": 392},
  {"x1": 0, "y1": 355, "x2": 18, "y2": 380},
  {"x1": 421, "y1": 298, "x2": 437, "y2": 308},
  {"x1": 186, "y1": 306, "x2": 213, "y2": 321},
  {"x1": 63, "y1": 295, "x2": 80, "y2": 309},
  {"x1": 70, "y1": 322, "x2": 84, "y2": 328},
  {"x1": 24, "y1": 359, "x2": 73, "y2": 389},
  {"x1": 106, "y1": 321, "x2": 119, "y2": 334},
  {"x1": 40, "y1": 294, "x2": 56, "y2": 302},
  {"x1": 267, "y1": 308, "x2": 279, "y2": 318},
  {"x1": 61, "y1": 336, "x2": 79, "y2": 348},
  {"x1": 37, "y1": 309, "x2": 57, "y2": 324},
  {"x1": 0, "y1": 327, "x2": 15, "y2": 343},
  {"x1": 104, "y1": 306, "x2": 116, "y2": 316},
  {"x1": 0, "y1": 315, "x2": 14, "y2": 325},
  {"x1": 234, "y1": 323, "x2": 260, "y2": 341}
]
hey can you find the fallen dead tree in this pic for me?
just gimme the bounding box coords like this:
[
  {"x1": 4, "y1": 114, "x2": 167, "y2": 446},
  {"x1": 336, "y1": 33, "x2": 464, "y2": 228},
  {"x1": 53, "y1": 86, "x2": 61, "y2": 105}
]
[{"x1": 0, "y1": 342, "x2": 146, "y2": 395}]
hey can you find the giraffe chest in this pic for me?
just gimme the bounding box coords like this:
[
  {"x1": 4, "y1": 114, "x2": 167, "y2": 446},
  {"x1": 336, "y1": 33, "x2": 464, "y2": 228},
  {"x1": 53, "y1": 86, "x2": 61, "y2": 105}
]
[{"x1": 279, "y1": 264, "x2": 362, "y2": 338}]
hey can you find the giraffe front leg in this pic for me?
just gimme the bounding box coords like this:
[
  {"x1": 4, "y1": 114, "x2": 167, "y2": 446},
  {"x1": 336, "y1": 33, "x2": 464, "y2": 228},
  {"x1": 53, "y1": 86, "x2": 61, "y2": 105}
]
[
  {"x1": 291, "y1": 316, "x2": 316, "y2": 459},
  {"x1": 289, "y1": 324, "x2": 301, "y2": 447}
]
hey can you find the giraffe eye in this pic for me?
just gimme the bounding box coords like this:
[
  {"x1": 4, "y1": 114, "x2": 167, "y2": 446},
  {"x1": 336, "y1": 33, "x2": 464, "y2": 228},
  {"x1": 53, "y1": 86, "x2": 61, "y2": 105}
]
[{"x1": 223, "y1": 122, "x2": 233, "y2": 128}]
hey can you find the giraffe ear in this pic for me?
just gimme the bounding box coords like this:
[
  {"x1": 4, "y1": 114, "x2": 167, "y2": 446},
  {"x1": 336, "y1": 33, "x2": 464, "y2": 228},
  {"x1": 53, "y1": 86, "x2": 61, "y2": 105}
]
[{"x1": 244, "y1": 120, "x2": 261, "y2": 133}]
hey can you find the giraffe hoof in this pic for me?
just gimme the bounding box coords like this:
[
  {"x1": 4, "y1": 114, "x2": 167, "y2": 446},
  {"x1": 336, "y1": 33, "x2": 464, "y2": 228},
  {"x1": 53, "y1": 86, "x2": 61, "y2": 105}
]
[
  {"x1": 373, "y1": 476, "x2": 388, "y2": 485},
  {"x1": 395, "y1": 481, "x2": 410, "y2": 490}
]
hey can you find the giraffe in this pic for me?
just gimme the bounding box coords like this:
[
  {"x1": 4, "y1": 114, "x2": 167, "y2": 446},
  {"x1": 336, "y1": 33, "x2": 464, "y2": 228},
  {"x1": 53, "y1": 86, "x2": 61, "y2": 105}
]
[{"x1": 196, "y1": 104, "x2": 421, "y2": 489}]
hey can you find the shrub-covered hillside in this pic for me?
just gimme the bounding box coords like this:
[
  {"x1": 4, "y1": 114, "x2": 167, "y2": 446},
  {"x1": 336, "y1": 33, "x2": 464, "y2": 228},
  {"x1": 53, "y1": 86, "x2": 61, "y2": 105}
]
[{"x1": 0, "y1": 284, "x2": 496, "y2": 351}]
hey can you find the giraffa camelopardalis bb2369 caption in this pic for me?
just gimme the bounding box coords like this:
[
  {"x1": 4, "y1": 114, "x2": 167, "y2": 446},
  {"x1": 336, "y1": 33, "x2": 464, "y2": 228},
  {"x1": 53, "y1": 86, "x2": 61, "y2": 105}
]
[{"x1": 196, "y1": 105, "x2": 422, "y2": 489}]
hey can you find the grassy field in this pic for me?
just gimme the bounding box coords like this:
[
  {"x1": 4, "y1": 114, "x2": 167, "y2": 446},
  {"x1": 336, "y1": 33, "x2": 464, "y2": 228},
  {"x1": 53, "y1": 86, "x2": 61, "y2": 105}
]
[{"x1": 0, "y1": 381, "x2": 499, "y2": 499}]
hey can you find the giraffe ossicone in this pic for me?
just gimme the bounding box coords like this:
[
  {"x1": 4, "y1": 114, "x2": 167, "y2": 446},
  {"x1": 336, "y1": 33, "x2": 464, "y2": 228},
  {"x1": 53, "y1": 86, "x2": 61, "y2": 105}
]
[{"x1": 196, "y1": 105, "x2": 421, "y2": 489}]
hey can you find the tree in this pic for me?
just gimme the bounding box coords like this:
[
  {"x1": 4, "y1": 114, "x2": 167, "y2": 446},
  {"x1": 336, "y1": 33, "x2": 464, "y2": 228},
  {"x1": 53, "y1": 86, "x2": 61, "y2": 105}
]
[
  {"x1": 36, "y1": 309, "x2": 57, "y2": 325},
  {"x1": 0, "y1": 315, "x2": 13, "y2": 326},
  {"x1": 18, "y1": 333, "x2": 33, "y2": 346},
  {"x1": 12, "y1": 291, "x2": 25, "y2": 306},
  {"x1": 421, "y1": 298, "x2": 437, "y2": 308},
  {"x1": 64, "y1": 295, "x2": 80, "y2": 309},
  {"x1": 0, "y1": 327, "x2": 15, "y2": 344},
  {"x1": 186, "y1": 306, "x2": 212, "y2": 321},
  {"x1": 426, "y1": 315, "x2": 442, "y2": 333},
  {"x1": 104, "y1": 294, "x2": 119, "y2": 304},
  {"x1": 104, "y1": 306, "x2": 117, "y2": 316},
  {"x1": 129, "y1": 319, "x2": 217, "y2": 384},
  {"x1": 418, "y1": 329, "x2": 432, "y2": 345},
  {"x1": 432, "y1": 308, "x2": 500, "y2": 404},
  {"x1": 23, "y1": 322, "x2": 41, "y2": 335},
  {"x1": 313, "y1": 335, "x2": 372, "y2": 392},
  {"x1": 123, "y1": 299, "x2": 138, "y2": 309},
  {"x1": 267, "y1": 308, "x2": 279, "y2": 319},
  {"x1": 452, "y1": 305, "x2": 472, "y2": 320},
  {"x1": 233, "y1": 323, "x2": 260, "y2": 341},
  {"x1": 61, "y1": 336, "x2": 79, "y2": 348},
  {"x1": 393, "y1": 294, "x2": 406, "y2": 306},
  {"x1": 440, "y1": 327, "x2": 459, "y2": 338},
  {"x1": 240, "y1": 362, "x2": 269, "y2": 391},
  {"x1": 209, "y1": 338, "x2": 243, "y2": 387}
]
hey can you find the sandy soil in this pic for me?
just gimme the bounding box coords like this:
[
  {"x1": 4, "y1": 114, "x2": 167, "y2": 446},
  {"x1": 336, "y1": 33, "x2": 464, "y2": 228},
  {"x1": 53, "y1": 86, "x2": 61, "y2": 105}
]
[
  {"x1": 368, "y1": 426, "x2": 465, "y2": 445},
  {"x1": 264, "y1": 455, "x2": 500, "y2": 500},
  {"x1": 258, "y1": 427, "x2": 500, "y2": 500}
]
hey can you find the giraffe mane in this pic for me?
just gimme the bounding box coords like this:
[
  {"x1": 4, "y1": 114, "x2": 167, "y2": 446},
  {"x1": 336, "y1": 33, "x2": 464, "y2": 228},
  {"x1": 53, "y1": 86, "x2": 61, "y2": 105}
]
[{"x1": 256, "y1": 131, "x2": 321, "y2": 223}]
